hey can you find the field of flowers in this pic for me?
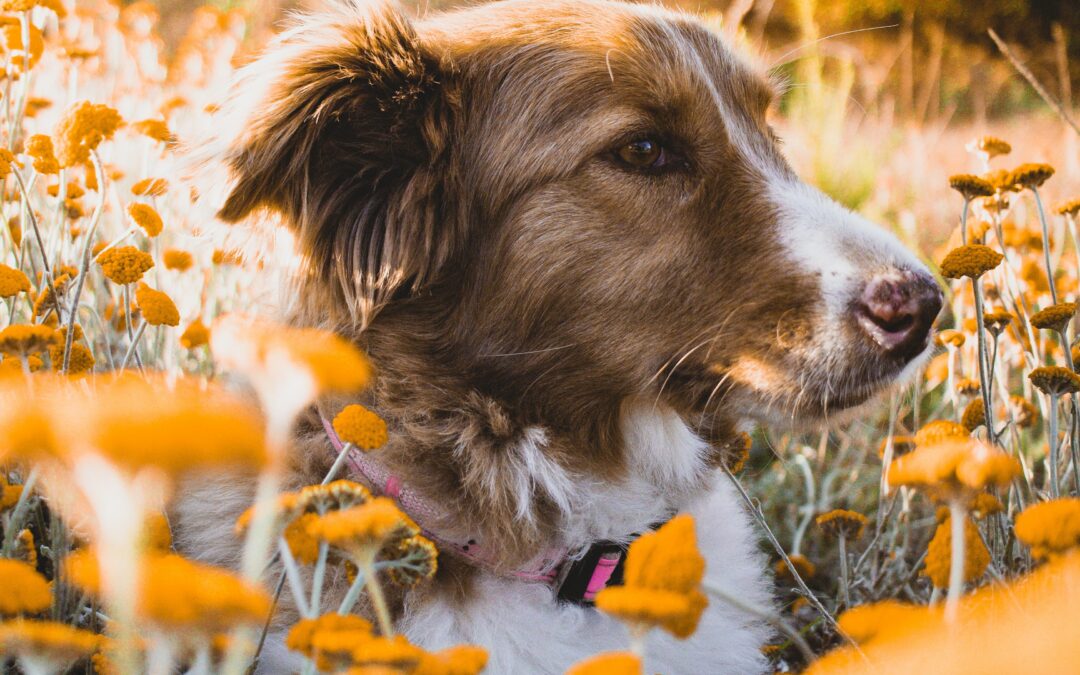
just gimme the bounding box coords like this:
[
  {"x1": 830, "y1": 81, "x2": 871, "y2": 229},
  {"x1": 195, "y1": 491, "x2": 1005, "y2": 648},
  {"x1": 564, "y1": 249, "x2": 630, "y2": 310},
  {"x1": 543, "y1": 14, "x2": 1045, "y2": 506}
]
[{"x1": 1, "y1": 1, "x2": 1080, "y2": 674}]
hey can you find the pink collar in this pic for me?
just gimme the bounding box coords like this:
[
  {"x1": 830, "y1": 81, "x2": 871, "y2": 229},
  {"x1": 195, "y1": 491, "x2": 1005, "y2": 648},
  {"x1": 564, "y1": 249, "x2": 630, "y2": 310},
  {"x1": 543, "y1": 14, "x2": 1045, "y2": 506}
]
[{"x1": 320, "y1": 416, "x2": 625, "y2": 602}]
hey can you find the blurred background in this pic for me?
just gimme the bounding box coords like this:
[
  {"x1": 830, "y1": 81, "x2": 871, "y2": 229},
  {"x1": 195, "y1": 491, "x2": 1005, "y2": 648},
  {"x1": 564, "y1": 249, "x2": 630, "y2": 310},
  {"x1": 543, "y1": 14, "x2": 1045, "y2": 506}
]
[{"x1": 147, "y1": 0, "x2": 1080, "y2": 253}]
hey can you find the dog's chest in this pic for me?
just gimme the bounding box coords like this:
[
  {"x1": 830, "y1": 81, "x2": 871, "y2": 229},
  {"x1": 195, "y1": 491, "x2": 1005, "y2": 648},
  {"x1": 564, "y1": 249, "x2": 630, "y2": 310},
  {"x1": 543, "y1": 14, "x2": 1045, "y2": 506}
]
[{"x1": 400, "y1": 479, "x2": 773, "y2": 675}]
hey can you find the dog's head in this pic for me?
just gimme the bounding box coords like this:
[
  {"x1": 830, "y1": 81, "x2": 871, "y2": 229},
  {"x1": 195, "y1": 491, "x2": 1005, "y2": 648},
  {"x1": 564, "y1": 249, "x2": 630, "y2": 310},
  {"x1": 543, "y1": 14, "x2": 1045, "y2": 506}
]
[{"x1": 207, "y1": 0, "x2": 941, "y2": 437}]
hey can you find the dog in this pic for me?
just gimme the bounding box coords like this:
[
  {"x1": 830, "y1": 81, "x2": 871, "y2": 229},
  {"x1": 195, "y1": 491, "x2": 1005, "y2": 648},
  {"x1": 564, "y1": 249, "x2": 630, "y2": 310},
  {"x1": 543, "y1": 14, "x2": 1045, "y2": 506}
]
[{"x1": 174, "y1": 1, "x2": 943, "y2": 672}]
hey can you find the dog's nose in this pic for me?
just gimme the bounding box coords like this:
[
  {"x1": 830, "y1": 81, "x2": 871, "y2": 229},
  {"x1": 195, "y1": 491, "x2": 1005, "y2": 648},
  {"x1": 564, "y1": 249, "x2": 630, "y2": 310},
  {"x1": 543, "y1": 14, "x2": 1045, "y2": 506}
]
[{"x1": 856, "y1": 271, "x2": 943, "y2": 359}]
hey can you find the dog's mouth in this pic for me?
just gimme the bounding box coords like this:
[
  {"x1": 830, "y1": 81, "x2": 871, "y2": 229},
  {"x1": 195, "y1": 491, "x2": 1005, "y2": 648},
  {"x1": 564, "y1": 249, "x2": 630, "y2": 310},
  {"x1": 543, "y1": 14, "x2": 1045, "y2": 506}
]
[{"x1": 660, "y1": 347, "x2": 927, "y2": 426}]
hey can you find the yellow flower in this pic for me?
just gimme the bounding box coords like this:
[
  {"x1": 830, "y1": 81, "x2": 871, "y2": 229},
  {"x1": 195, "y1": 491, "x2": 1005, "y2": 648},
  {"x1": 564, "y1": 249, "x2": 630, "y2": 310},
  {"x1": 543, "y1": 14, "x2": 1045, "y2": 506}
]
[
  {"x1": 162, "y1": 249, "x2": 193, "y2": 272},
  {"x1": 717, "y1": 431, "x2": 751, "y2": 473},
  {"x1": 565, "y1": 651, "x2": 642, "y2": 675},
  {"x1": 234, "y1": 492, "x2": 302, "y2": 535},
  {"x1": 62, "y1": 342, "x2": 96, "y2": 375},
  {"x1": 0, "y1": 475, "x2": 23, "y2": 510},
  {"x1": 385, "y1": 534, "x2": 438, "y2": 587},
  {"x1": 815, "y1": 509, "x2": 869, "y2": 540},
  {"x1": 960, "y1": 398, "x2": 985, "y2": 432},
  {"x1": 595, "y1": 514, "x2": 707, "y2": 639},
  {"x1": 286, "y1": 613, "x2": 374, "y2": 660},
  {"x1": 0, "y1": 559, "x2": 51, "y2": 615},
  {"x1": 981, "y1": 310, "x2": 1013, "y2": 335},
  {"x1": 67, "y1": 550, "x2": 271, "y2": 633},
  {"x1": 1029, "y1": 366, "x2": 1080, "y2": 396},
  {"x1": 1010, "y1": 395, "x2": 1038, "y2": 428},
  {"x1": 54, "y1": 101, "x2": 123, "y2": 168},
  {"x1": 130, "y1": 177, "x2": 168, "y2": 197},
  {"x1": 948, "y1": 174, "x2": 995, "y2": 200},
  {"x1": 913, "y1": 420, "x2": 969, "y2": 447},
  {"x1": 96, "y1": 246, "x2": 153, "y2": 284},
  {"x1": 887, "y1": 437, "x2": 1019, "y2": 500},
  {"x1": 1, "y1": 22, "x2": 43, "y2": 71},
  {"x1": 1009, "y1": 163, "x2": 1055, "y2": 190},
  {"x1": 0, "y1": 324, "x2": 59, "y2": 356},
  {"x1": 25, "y1": 134, "x2": 59, "y2": 175},
  {"x1": 333, "y1": 404, "x2": 388, "y2": 450},
  {"x1": 212, "y1": 317, "x2": 374, "y2": 396},
  {"x1": 934, "y1": 329, "x2": 965, "y2": 348},
  {"x1": 877, "y1": 435, "x2": 916, "y2": 459},
  {"x1": 939, "y1": 245, "x2": 1004, "y2": 280},
  {"x1": 922, "y1": 515, "x2": 990, "y2": 589},
  {"x1": 284, "y1": 513, "x2": 321, "y2": 564},
  {"x1": 0, "y1": 264, "x2": 30, "y2": 297},
  {"x1": 15, "y1": 529, "x2": 35, "y2": 567},
  {"x1": 1014, "y1": 498, "x2": 1080, "y2": 559},
  {"x1": 134, "y1": 283, "x2": 179, "y2": 326},
  {"x1": 835, "y1": 600, "x2": 935, "y2": 645},
  {"x1": 414, "y1": 644, "x2": 489, "y2": 675},
  {"x1": 1029, "y1": 302, "x2": 1076, "y2": 332},
  {"x1": 970, "y1": 492, "x2": 1004, "y2": 519},
  {"x1": 975, "y1": 136, "x2": 1011, "y2": 158},
  {"x1": 130, "y1": 119, "x2": 171, "y2": 143},
  {"x1": 955, "y1": 378, "x2": 981, "y2": 396},
  {"x1": 298, "y1": 480, "x2": 373, "y2": 513},
  {"x1": 212, "y1": 248, "x2": 244, "y2": 266},
  {"x1": 126, "y1": 203, "x2": 163, "y2": 237},
  {"x1": 775, "y1": 553, "x2": 816, "y2": 580},
  {"x1": 180, "y1": 318, "x2": 209, "y2": 349},
  {"x1": 311, "y1": 497, "x2": 418, "y2": 557},
  {"x1": 0, "y1": 620, "x2": 101, "y2": 667},
  {"x1": 1057, "y1": 198, "x2": 1080, "y2": 216}
]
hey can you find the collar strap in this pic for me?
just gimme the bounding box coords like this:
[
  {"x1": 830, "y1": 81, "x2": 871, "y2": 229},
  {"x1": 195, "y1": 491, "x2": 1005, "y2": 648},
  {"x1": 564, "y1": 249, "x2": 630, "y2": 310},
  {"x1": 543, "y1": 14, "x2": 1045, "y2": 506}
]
[{"x1": 320, "y1": 416, "x2": 643, "y2": 604}]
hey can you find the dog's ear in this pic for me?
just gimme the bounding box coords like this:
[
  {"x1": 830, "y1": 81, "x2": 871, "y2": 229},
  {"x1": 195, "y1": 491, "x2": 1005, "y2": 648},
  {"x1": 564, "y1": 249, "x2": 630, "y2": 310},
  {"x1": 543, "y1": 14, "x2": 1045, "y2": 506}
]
[{"x1": 208, "y1": 2, "x2": 458, "y2": 326}]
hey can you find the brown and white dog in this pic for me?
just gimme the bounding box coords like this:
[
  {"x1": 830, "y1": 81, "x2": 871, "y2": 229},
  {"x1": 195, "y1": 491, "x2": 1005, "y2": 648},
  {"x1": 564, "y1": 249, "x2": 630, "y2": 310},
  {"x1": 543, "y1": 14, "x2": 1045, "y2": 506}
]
[{"x1": 176, "y1": 0, "x2": 942, "y2": 672}]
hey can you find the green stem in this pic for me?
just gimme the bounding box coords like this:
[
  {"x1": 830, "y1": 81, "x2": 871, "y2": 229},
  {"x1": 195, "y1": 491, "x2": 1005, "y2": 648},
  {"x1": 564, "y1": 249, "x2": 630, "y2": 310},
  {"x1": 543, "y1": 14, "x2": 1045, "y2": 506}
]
[
  {"x1": 946, "y1": 501, "x2": 966, "y2": 622},
  {"x1": 1031, "y1": 187, "x2": 1058, "y2": 304},
  {"x1": 120, "y1": 322, "x2": 147, "y2": 370},
  {"x1": 277, "y1": 538, "x2": 311, "y2": 617},
  {"x1": 838, "y1": 534, "x2": 851, "y2": 609},
  {"x1": 0, "y1": 466, "x2": 38, "y2": 555},
  {"x1": 971, "y1": 279, "x2": 996, "y2": 442},
  {"x1": 362, "y1": 557, "x2": 393, "y2": 636},
  {"x1": 1049, "y1": 392, "x2": 1061, "y2": 499}
]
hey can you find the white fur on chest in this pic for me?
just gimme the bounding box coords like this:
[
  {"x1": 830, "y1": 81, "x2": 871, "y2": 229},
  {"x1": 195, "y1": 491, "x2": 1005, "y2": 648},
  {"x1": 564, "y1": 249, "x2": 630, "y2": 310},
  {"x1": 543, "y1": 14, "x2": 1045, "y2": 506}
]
[
  {"x1": 401, "y1": 480, "x2": 771, "y2": 674},
  {"x1": 400, "y1": 406, "x2": 772, "y2": 674}
]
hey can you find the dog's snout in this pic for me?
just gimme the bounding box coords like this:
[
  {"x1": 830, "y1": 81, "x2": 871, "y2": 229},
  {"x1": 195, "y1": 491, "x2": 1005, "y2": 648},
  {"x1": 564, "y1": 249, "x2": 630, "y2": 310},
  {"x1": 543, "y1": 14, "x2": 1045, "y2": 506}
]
[{"x1": 855, "y1": 271, "x2": 943, "y2": 359}]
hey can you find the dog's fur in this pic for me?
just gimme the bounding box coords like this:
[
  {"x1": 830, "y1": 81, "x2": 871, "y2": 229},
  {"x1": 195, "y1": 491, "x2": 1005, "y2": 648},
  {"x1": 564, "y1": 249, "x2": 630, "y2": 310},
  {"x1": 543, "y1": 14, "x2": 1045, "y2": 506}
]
[{"x1": 174, "y1": 1, "x2": 937, "y2": 672}]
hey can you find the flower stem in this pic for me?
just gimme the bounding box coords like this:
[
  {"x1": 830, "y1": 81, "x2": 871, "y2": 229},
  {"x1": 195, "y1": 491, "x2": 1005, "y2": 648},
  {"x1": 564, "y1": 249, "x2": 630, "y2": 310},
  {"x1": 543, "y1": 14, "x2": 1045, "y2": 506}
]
[
  {"x1": 361, "y1": 557, "x2": 394, "y2": 636},
  {"x1": 1048, "y1": 392, "x2": 1061, "y2": 499},
  {"x1": 0, "y1": 465, "x2": 38, "y2": 555},
  {"x1": 838, "y1": 534, "x2": 851, "y2": 609},
  {"x1": 1031, "y1": 187, "x2": 1058, "y2": 304},
  {"x1": 946, "y1": 501, "x2": 966, "y2": 622},
  {"x1": 960, "y1": 198, "x2": 970, "y2": 245},
  {"x1": 62, "y1": 151, "x2": 106, "y2": 373},
  {"x1": 277, "y1": 538, "x2": 311, "y2": 617},
  {"x1": 971, "y1": 279, "x2": 996, "y2": 442},
  {"x1": 120, "y1": 322, "x2": 147, "y2": 370}
]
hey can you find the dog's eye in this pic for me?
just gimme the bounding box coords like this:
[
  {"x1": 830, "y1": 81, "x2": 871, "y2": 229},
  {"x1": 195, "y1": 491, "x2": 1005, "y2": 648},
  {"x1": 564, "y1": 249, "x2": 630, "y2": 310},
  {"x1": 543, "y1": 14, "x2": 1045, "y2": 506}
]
[{"x1": 615, "y1": 138, "x2": 667, "y2": 170}]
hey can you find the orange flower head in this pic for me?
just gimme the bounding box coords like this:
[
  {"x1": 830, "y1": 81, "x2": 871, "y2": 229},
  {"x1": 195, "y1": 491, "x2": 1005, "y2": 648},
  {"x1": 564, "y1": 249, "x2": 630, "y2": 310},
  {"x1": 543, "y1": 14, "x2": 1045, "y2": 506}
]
[
  {"x1": 948, "y1": 174, "x2": 995, "y2": 200},
  {"x1": 939, "y1": 245, "x2": 1003, "y2": 280},
  {"x1": 961, "y1": 398, "x2": 986, "y2": 432},
  {"x1": 887, "y1": 437, "x2": 1019, "y2": 499},
  {"x1": 914, "y1": 420, "x2": 969, "y2": 447},
  {"x1": 96, "y1": 246, "x2": 153, "y2": 284},
  {"x1": 1015, "y1": 498, "x2": 1080, "y2": 559},
  {"x1": 180, "y1": 318, "x2": 210, "y2": 349},
  {"x1": 0, "y1": 264, "x2": 30, "y2": 297},
  {"x1": 130, "y1": 177, "x2": 168, "y2": 197},
  {"x1": 0, "y1": 324, "x2": 59, "y2": 356},
  {"x1": 566, "y1": 652, "x2": 642, "y2": 675},
  {"x1": 333, "y1": 404, "x2": 388, "y2": 451},
  {"x1": 815, "y1": 509, "x2": 869, "y2": 540},
  {"x1": 1030, "y1": 303, "x2": 1076, "y2": 333},
  {"x1": 25, "y1": 134, "x2": 59, "y2": 175},
  {"x1": 0, "y1": 620, "x2": 101, "y2": 664},
  {"x1": 1057, "y1": 198, "x2": 1080, "y2": 217},
  {"x1": 922, "y1": 515, "x2": 990, "y2": 588},
  {"x1": 134, "y1": 283, "x2": 179, "y2": 326},
  {"x1": 1029, "y1": 366, "x2": 1080, "y2": 396},
  {"x1": 55, "y1": 101, "x2": 122, "y2": 167},
  {"x1": 126, "y1": 203, "x2": 163, "y2": 237},
  {"x1": 975, "y1": 136, "x2": 1011, "y2": 159},
  {"x1": 1009, "y1": 163, "x2": 1055, "y2": 190},
  {"x1": 163, "y1": 249, "x2": 193, "y2": 272},
  {"x1": 311, "y1": 497, "x2": 418, "y2": 556},
  {"x1": 0, "y1": 559, "x2": 52, "y2": 615},
  {"x1": 131, "y1": 119, "x2": 172, "y2": 143}
]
